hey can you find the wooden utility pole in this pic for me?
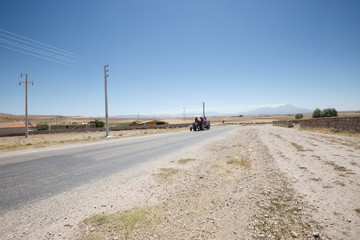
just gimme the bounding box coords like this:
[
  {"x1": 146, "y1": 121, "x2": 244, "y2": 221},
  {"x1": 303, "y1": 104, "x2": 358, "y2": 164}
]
[
  {"x1": 104, "y1": 65, "x2": 109, "y2": 137},
  {"x1": 19, "y1": 73, "x2": 34, "y2": 138}
]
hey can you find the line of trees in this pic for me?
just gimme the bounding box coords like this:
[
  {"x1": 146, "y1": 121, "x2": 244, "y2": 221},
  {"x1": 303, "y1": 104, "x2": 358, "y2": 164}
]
[
  {"x1": 312, "y1": 108, "x2": 338, "y2": 118},
  {"x1": 35, "y1": 120, "x2": 106, "y2": 131}
]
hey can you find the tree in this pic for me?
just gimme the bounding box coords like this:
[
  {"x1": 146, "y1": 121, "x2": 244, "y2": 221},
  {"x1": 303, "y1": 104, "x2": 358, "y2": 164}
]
[
  {"x1": 89, "y1": 120, "x2": 105, "y2": 128},
  {"x1": 321, "y1": 108, "x2": 338, "y2": 117},
  {"x1": 295, "y1": 113, "x2": 303, "y2": 119},
  {"x1": 312, "y1": 108, "x2": 321, "y2": 118},
  {"x1": 36, "y1": 123, "x2": 49, "y2": 131},
  {"x1": 312, "y1": 108, "x2": 338, "y2": 118}
]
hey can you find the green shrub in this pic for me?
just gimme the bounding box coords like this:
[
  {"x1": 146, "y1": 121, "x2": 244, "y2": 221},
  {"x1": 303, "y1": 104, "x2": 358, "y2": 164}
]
[
  {"x1": 321, "y1": 108, "x2": 338, "y2": 117},
  {"x1": 36, "y1": 123, "x2": 49, "y2": 131},
  {"x1": 89, "y1": 120, "x2": 105, "y2": 128},
  {"x1": 295, "y1": 113, "x2": 303, "y2": 119},
  {"x1": 312, "y1": 108, "x2": 322, "y2": 118}
]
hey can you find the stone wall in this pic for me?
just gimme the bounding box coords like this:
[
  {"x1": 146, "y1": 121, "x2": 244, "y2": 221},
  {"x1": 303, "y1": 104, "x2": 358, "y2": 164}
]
[
  {"x1": 0, "y1": 127, "x2": 27, "y2": 137},
  {"x1": 299, "y1": 117, "x2": 360, "y2": 132},
  {"x1": 273, "y1": 120, "x2": 299, "y2": 128}
]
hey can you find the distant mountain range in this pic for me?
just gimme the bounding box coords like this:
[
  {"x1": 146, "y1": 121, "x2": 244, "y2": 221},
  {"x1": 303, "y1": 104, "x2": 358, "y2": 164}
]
[
  {"x1": 111, "y1": 104, "x2": 312, "y2": 118},
  {"x1": 0, "y1": 104, "x2": 312, "y2": 119},
  {"x1": 242, "y1": 104, "x2": 312, "y2": 115}
]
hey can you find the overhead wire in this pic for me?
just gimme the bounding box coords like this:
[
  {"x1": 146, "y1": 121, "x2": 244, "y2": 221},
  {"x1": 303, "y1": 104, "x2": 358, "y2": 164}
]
[
  {"x1": 0, "y1": 28, "x2": 78, "y2": 57},
  {"x1": 0, "y1": 38, "x2": 79, "y2": 64},
  {"x1": 0, "y1": 44, "x2": 73, "y2": 66},
  {"x1": 0, "y1": 32, "x2": 79, "y2": 60},
  {"x1": 0, "y1": 28, "x2": 80, "y2": 66}
]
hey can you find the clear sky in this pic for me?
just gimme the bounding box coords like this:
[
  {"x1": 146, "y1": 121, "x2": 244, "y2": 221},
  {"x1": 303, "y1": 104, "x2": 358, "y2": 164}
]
[{"x1": 0, "y1": 0, "x2": 359, "y2": 117}]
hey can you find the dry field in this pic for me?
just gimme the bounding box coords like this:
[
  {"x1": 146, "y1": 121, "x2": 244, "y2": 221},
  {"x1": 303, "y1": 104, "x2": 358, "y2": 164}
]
[
  {"x1": 0, "y1": 127, "x2": 188, "y2": 152},
  {"x1": 1, "y1": 111, "x2": 359, "y2": 128}
]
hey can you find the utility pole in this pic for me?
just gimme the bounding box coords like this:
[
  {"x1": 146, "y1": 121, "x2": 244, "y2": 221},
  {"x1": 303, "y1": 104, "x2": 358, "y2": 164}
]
[
  {"x1": 183, "y1": 107, "x2": 186, "y2": 122},
  {"x1": 104, "y1": 65, "x2": 109, "y2": 137},
  {"x1": 203, "y1": 102, "x2": 205, "y2": 117},
  {"x1": 19, "y1": 73, "x2": 34, "y2": 138}
]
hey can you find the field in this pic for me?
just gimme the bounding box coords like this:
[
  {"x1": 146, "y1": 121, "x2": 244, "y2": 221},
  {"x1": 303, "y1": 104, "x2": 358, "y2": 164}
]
[{"x1": 2, "y1": 111, "x2": 360, "y2": 128}]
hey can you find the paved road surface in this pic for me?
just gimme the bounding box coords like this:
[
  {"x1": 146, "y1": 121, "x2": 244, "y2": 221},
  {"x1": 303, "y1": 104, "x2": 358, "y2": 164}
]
[{"x1": 0, "y1": 126, "x2": 235, "y2": 213}]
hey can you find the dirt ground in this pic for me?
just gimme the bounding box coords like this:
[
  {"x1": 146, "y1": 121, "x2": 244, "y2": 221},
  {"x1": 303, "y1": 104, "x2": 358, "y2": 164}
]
[
  {"x1": 0, "y1": 125, "x2": 359, "y2": 240},
  {"x1": 0, "y1": 127, "x2": 188, "y2": 152}
]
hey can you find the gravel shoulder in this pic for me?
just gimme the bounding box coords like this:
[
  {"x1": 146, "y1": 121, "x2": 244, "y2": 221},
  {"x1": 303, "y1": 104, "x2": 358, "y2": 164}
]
[
  {"x1": 0, "y1": 125, "x2": 359, "y2": 239},
  {"x1": 259, "y1": 126, "x2": 360, "y2": 239}
]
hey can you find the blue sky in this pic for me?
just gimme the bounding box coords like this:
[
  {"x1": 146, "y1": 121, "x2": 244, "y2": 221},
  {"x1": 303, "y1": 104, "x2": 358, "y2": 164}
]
[{"x1": 0, "y1": 0, "x2": 359, "y2": 117}]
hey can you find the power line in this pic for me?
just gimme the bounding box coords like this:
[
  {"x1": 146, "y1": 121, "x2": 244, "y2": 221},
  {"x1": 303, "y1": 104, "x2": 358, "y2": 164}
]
[
  {"x1": 0, "y1": 33, "x2": 79, "y2": 60},
  {"x1": 0, "y1": 28, "x2": 77, "y2": 57},
  {"x1": 0, "y1": 44, "x2": 73, "y2": 66},
  {"x1": 0, "y1": 28, "x2": 79, "y2": 66},
  {"x1": 0, "y1": 38, "x2": 79, "y2": 64}
]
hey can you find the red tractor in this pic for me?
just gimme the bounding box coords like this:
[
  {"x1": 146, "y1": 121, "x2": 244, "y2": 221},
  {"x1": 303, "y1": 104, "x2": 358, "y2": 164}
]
[{"x1": 190, "y1": 117, "x2": 210, "y2": 131}]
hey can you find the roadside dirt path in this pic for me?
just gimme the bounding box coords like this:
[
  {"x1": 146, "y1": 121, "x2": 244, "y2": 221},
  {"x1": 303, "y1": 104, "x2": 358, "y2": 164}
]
[{"x1": 1, "y1": 125, "x2": 359, "y2": 239}]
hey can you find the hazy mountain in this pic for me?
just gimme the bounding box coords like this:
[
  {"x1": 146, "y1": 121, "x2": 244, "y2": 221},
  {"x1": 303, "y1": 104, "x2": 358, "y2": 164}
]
[
  {"x1": 112, "y1": 111, "x2": 225, "y2": 118},
  {"x1": 111, "y1": 105, "x2": 311, "y2": 118},
  {"x1": 243, "y1": 104, "x2": 312, "y2": 115}
]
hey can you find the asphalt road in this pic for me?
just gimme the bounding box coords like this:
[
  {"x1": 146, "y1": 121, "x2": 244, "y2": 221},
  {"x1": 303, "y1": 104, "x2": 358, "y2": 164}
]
[{"x1": 0, "y1": 126, "x2": 236, "y2": 213}]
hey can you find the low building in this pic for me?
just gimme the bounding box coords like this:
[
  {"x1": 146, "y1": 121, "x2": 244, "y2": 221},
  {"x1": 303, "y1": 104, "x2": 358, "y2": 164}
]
[
  {"x1": 129, "y1": 120, "x2": 168, "y2": 126},
  {"x1": 0, "y1": 121, "x2": 36, "y2": 130},
  {"x1": 0, "y1": 121, "x2": 36, "y2": 136}
]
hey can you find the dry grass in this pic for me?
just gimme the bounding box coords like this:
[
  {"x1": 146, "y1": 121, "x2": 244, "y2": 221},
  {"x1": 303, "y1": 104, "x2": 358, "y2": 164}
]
[
  {"x1": 178, "y1": 158, "x2": 195, "y2": 164},
  {"x1": 0, "y1": 128, "x2": 188, "y2": 152},
  {"x1": 0, "y1": 136, "x2": 102, "y2": 152},
  {"x1": 291, "y1": 142, "x2": 306, "y2": 152},
  {"x1": 311, "y1": 155, "x2": 322, "y2": 161},
  {"x1": 255, "y1": 184, "x2": 312, "y2": 239},
  {"x1": 310, "y1": 178, "x2": 322, "y2": 182},
  {"x1": 226, "y1": 156, "x2": 251, "y2": 167},
  {"x1": 300, "y1": 128, "x2": 360, "y2": 138},
  {"x1": 154, "y1": 168, "x2": 180, "y2": 181},
  {"x1": 79, "y1": 207, "x2": 159, "y2": 240},
  {"x1": 334, "y1": 181, "x2": 345, "y2": 186}
]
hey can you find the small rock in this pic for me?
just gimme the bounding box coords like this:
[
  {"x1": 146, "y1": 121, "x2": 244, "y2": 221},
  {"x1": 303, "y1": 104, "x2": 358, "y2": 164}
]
[
  {"x1": 313, "y1": 232, "x2": 320, "y2": 238},
  {"x1": 90, "y1": 227, "x2": 96, "y2": 232},
  {"x1": 347, "y1": 219, "x2": 351, "y2": 222},
  {"x1": 291, "y1": 231, "x2": 299, "y2": 238}
]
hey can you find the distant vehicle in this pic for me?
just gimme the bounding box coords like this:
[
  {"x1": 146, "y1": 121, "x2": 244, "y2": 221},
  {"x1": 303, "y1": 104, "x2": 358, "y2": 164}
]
[{"x1": 190, "y1": 117, "x2": 210, "y2": 131}]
